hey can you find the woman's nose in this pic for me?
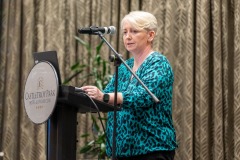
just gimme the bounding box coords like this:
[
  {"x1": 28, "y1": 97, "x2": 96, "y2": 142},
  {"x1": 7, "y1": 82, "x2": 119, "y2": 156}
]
[{"x1": 125, "y1": 32, "x2": 132, "y2": 39}]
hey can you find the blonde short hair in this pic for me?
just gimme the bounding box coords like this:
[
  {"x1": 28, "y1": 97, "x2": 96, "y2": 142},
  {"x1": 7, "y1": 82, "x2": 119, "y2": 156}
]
[{"x1": 121, "y1": 11, "x2": 158, "y2": 34}]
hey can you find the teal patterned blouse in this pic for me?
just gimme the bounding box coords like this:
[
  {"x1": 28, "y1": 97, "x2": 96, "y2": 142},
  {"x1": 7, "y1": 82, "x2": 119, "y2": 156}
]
[{"x1": 104, "y1": 51, "x2": 178, "y2": 158}]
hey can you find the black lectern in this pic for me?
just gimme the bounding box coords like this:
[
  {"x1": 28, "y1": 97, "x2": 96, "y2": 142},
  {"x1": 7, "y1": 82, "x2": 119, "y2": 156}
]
[
  {"x1": 28, "y1": 51, "x2": 119, "y2": 160},
  {"x1": 47, "y1": 85, "x2": 118, "y2": 160}
]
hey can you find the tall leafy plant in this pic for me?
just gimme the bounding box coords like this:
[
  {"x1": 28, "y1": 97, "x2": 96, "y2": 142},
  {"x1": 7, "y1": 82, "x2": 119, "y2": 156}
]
[
  {"x1": 80, "y1": 115, "x2": 108, "y2": 159},
  {"x1": 64, "y1": 36, "x2": 112, "y2": 159},
  {"x1": 64, "y1": 36, "x2": 112, "y2": 90}
]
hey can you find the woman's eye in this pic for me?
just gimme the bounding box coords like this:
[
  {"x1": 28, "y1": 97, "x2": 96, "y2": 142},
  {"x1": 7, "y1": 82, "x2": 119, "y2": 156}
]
[{"x1": 132, "y1": 30, "x2": 139, "y2": 34}]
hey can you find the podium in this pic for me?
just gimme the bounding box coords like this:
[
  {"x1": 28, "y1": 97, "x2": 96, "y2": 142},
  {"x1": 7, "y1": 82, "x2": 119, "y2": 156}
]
[
  {"x1": 23, "y1": 51, "x2": 120, "y2": 160},
  {"x1": 47, "y1": 85, "x2": 118, "y2": 160}
]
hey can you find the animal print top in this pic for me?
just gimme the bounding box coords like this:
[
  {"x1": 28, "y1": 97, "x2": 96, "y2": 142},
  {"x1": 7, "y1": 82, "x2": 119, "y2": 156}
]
[{"x1": 104, "y1": 51, "x2": 178, "y2": 158}]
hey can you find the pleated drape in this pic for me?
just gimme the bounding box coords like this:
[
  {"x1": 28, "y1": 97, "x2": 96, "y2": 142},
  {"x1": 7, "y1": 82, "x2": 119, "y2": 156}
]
[{"x1": 0, "y1": 0, "x2": 240, "y2": 159}]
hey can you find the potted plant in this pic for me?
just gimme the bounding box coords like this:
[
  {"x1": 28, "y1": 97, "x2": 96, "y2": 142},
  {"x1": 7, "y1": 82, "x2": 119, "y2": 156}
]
[{"x1": 64, "y1": 36, "x2": 112, "y2": 159}]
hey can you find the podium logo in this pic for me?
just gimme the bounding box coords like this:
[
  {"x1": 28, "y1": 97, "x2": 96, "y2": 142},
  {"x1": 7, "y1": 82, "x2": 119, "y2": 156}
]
[
  {"x1": 37, "y1": 77, "x2": 44, "y2": 90},
  {"x1": 24, "y1": 61, "x2": 59, "y2": 124},
  {"x1": 24, "y1": 89, "x2": 56, "y2": 100}
]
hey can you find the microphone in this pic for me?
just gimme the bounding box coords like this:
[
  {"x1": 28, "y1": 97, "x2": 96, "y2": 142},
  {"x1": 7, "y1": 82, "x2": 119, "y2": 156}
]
[{"x1": 78, "y1": 26, "x2": 116, "y2": 35}]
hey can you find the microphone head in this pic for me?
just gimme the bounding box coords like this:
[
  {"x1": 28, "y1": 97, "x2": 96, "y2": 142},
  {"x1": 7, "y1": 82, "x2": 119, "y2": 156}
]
[
  {"x1": 108, "y1": 26, "x2": 116, "y2": 34},
  {"x1": 78, "y1": 26, "x2": 116, "y2": 35}
]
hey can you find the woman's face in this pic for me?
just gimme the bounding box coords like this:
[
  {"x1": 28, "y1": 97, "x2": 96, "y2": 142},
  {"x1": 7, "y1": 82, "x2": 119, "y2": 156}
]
[{"x1": 122, "y1": 22, "x2": 152, "y2": 54}]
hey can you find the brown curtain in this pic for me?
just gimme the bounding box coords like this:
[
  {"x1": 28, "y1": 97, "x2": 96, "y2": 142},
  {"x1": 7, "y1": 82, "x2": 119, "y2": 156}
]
[{"x1": 0, "y1": 0, "x2": 240, "y2": 159}]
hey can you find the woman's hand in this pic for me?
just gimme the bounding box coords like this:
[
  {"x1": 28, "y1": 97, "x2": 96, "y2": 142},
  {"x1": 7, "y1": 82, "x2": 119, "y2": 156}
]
[{"x1": 80, "y1": 85, "x2": 104, "y2": 101}]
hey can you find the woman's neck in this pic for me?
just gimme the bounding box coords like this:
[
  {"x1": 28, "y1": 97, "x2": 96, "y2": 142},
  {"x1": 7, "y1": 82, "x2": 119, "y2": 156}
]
[
  {"x1": 132, "y1": 47, "x2": 153, "y2": 72},
  {"x1": 133, "y1": 48, "x2": 153, "y2": 67}
]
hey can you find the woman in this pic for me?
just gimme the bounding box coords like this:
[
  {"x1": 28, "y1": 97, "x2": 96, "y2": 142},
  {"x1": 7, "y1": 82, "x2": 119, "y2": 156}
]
[{"x1": 81, "y1": 11, "x2": 178, "y2": 160}]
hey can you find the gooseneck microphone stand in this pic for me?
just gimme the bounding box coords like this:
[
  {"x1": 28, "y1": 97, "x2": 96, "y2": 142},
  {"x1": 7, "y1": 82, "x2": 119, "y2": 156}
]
[{"x1": 96, "y1": 31, "x2": 160, "y2": 160}]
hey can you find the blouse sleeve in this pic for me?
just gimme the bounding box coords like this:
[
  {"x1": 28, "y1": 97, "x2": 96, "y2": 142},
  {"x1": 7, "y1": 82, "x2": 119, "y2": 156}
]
[{"x1": 121, "y1": 56, "x2": 174, "y2": 109}]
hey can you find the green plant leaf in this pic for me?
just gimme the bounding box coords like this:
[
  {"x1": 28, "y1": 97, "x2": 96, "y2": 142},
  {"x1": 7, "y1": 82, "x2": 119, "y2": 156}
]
[
  {"x1": 75, "y1": 36, "x2": 91, "y2": 51},
  {"x1": 81, "y1": 133, "x2": 90, "y2": 138},
  {"x1": 71, "y1": 62, "x2": 87, "y2": 71},
  {"x1": 63, "y1": 70, "x2": 84, "y2": 84},
  {"x1": 96, "y1": 40, "x2": 104, "y2": 54},
  {"x1": 80, "y1": 145, "x2": 92, "y2": 153},
  {"x1": 91, "y1": 115, "x2": 100, "y2": 132}
]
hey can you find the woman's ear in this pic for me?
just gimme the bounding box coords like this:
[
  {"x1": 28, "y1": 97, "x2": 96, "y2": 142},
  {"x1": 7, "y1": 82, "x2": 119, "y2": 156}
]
[{"x1": 148, "y1": 31, "x2": 155, "y2": 42}]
